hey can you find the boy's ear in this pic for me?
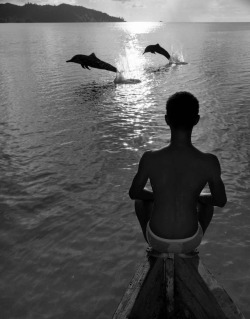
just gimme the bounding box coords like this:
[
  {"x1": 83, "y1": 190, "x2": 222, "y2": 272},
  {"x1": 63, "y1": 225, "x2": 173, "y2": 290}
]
[
  {"x1": 194, "y1": 115, "x2": 200, "y2": 125},
  {"x1": 165, "y1": 114, "x2": 170, "y2": 125}
]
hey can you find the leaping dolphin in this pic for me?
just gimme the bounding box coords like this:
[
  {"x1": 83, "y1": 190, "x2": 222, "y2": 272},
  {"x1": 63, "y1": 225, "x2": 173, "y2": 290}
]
[
  {"x1": 143, "y1": 44, "x2": 171, "y2": 60},
  {"x1": 66, "y1": 53, "x2": 117, "y2": 73}
]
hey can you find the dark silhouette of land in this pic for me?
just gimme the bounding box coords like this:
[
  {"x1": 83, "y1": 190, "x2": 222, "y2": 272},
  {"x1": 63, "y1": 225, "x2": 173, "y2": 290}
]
[{"x1": 0, "y1": 3, "x2": 125, "y2": 23}]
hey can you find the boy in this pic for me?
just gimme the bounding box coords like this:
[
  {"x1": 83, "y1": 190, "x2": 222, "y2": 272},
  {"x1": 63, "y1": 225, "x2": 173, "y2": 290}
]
[{"x1": 129, "y1": 92, "x2": 227, "y2": 254}]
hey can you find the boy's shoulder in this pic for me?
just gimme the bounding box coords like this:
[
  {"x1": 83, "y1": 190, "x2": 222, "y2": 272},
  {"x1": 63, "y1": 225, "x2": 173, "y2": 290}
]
[
  {"x1": 140, "y1": 149, "x2": 153, "y2": 161},
  {"x1": 142, "y1": 147, "x2": 220, "y2": 165},
  {"x1": 196, "y1": 148, "x2": 219, "y2": 163},
  {"x1": 140, "y1": 147, "x2": 170, "y2": 167},
  {"x1": 193, "y1": 148, "x2": 221, "y2": 173},
  {"x1": 141, "y1": 148, "x2": 164, "y2": 159},
  {"x1": 139, "y1": 149, "x2": 158, "y2": 165}
]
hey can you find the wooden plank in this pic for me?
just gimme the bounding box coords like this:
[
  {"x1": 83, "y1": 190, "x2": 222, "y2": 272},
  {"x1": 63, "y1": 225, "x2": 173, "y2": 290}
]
[
  {"x1": 197, "y1": 260, "x2": 246, "y2": 319},
  {"x1": 164, "y1": 253, "x2": 174, "y2": 316},
  {"x1": 128, "y1": 257, "x2": 165, "y2": 319},
  {"x1": 112, "y1": 256, "x2": 151, "y2": 319},
  {"x1": 175, "y1": 255, "x2": 228, "y2": 319}
]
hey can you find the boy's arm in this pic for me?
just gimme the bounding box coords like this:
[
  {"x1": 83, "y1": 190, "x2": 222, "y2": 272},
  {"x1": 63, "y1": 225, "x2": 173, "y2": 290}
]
[
  {"x1": 199, "y1": 155, "x2": 227, "y2": 207},
  {"x1": 129, "y1": 152, "x2": 154, "y2": 201}
]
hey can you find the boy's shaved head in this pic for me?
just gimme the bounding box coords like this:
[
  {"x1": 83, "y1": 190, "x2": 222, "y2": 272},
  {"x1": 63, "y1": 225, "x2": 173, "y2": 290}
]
[{"x1": 166, "y1": 91, "x2": 199, "y2": 130}]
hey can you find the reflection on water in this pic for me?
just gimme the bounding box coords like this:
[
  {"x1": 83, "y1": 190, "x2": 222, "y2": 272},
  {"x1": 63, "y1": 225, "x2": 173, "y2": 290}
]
[
  {"x1": 115, "y1": 34, "x2": 146, "y2": 83},
  {"x1": 115, "y1": 21, "x2": 163, "y2": 35},
  {"x1": 74, "y1": 81, "x2": 115, "y2": 103},
  {"x1": 0, "y1": 22, "x2": 250, "y2": 319}
]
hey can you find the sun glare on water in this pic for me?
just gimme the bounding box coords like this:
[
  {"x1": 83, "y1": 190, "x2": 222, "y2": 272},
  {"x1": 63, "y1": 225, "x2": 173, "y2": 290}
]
[
  {"x1": 113, "y1": 22, "x2": 186, "y2": 85},
  {"x1": 113, "y1": 22, "x2": 164, "y2": 83},
  {"x1": 115, "y1": 46, "x2": 143, "y2": 78},
  {"x1": 114, "y1": 28, "x2": 148, "y2": 83},
  {"x1": 118, "y1": 21, "x2": 162, "y2": 35}
]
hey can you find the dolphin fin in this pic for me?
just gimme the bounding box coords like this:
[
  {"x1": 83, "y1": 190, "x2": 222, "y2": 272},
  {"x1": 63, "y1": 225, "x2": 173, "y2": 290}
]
[{"x1": 81, "y1": 64, "x2": 90, "y2": 70}]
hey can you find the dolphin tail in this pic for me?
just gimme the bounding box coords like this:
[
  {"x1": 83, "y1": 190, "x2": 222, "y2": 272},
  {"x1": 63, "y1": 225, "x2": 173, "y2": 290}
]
[{"x1": 88, "y1": 54, "x2": 117, "y2": 72}]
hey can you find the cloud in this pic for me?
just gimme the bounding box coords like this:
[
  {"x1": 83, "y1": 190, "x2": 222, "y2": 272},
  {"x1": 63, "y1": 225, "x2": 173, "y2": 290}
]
[
  {"x1": 132, "y1": 3, "x2": 144, "y2": 8},
  {"x1": 0, "y1": 0, "x2": 76, "y2": 4},
  {"x1": 155, "y1": 0, "x2": 250, "y2": 22},
  {"x1": 1, "y1": 0, "x2": 249, "y2": 21},
  {"x1": 0, "y1": 0, "x2": 28, "y2": 3},
  {"x1": 0, "y1": 0, "x2": 43, "y2": 4}
]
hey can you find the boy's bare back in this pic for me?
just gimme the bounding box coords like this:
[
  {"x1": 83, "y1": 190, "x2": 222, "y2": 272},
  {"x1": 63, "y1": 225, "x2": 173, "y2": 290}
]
[{"x1": 133, "y1": 143, "x2": 225, "y2": 239}]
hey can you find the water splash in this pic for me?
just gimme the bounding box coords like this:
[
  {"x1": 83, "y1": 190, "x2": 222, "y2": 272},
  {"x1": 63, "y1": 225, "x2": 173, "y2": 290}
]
[
  {"x1": 169, "y1": 45, "x2": 187, "y2": 65},
  {"x1": 114, "y1": 71, "x2": 141, "y2": 84},
  {"x1": 114, "y1": 48, "x2": 141, "y2": 84}
]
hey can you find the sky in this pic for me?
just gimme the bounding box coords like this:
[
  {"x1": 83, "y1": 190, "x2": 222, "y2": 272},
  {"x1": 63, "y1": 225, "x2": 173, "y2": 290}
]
[{"x1": 1, "y1": 0, "x2": 250, "y2": 22}]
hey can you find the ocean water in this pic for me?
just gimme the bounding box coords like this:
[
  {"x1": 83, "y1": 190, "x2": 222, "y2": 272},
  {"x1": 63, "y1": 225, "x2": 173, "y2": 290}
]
[{"x1": 0, "y1": 22, "x2": 250, "y2": 318}]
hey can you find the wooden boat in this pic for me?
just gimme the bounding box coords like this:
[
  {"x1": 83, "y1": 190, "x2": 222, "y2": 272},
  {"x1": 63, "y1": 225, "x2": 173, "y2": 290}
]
[{"x1": 113, "y1": 251, "x2": 245, "y2": 319}]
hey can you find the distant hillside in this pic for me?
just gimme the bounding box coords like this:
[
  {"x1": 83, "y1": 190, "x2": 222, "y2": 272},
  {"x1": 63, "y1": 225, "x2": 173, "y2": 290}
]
[{"x1": 0, "y1": 3, "x2": 125, "y2": 23}]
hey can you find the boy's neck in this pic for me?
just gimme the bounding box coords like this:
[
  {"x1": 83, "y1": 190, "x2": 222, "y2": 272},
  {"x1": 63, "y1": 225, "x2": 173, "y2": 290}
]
[{"x1": 170, "y1": 128, "x2": 193, "y2": 146}]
